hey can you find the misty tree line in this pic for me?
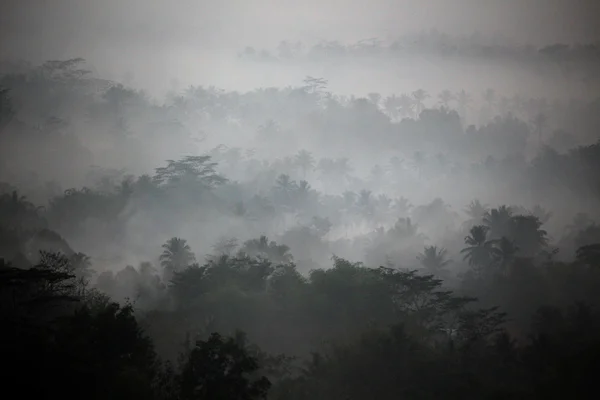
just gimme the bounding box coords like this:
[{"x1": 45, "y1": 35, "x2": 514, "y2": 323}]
[
  {"x1": 2, "y1": 171, "x2": 600, "y2": 399},
  {"x1": 1, "y1": 58, "x2": 599, "y2": 194},
  {"x1": 240, "y1": 33, "x2": 600, "y2": 73},
  {"x1": 1, "y1": 57, "x2": 600, "y2": 399}
]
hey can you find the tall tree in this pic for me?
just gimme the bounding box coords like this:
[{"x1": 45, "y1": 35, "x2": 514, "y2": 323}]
[
  {"x1": 456, "y1": 89, "x2": 472, "y2": 124},
  {"x1": 483, "y1": 206, "x2": 513, "y2": 240},
  {"x1": 160, "y1": 237, "x2": 196, "y2": 282},
  {"x1": 411, "y1": 89, "x2": 429, "y2": 117},
  {"x1": 463, "y1": 199, "x2": 489, "y2": 228},
  {"x1": 154, "y1": 156, "x2": 226, "y2": 188},
  {"x1": 294, "y1": 150, "x2": 315, "y2": 179},
  {"x1": 417, "y1": 246, "x2": 452, "y2": 276},
  {"x1": 461, "y1": 225, "x2": 494, "y2": 270},
  {"x1": 437, "y1": 89, "x2": 455, "y2": 109},
  {"x1": 240, "y1": 236, "x2": 293, "y2": 265},
  {"x1": 178, "y1": 332, "x2": 271, "y2": 400}
]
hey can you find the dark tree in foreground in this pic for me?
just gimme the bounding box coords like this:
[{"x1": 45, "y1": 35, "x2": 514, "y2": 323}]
[{"x1": 178, "y1": 332, "x2": 271, "y2": 400}]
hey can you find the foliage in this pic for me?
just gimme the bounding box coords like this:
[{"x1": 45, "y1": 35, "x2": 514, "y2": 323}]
[
  {"x1": 2, "y1": 54, "x2": 600, "y2": 399},
  {"x1": 178, "y1": 332, "x2": 271, "y2": 400}
]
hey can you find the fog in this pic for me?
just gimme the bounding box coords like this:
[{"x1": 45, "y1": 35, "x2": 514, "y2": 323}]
[
  {"x1": 2, "y1": 1, "x2": 600, "y2": 399},
  {"x1": 3, "y1": 0, "x2": 600, "y2": 95}
]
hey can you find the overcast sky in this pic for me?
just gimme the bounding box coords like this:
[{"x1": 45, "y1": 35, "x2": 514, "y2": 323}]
[
  {"x1": 1, "y1": 0, "x2": 598, "y2": 96},
  {"x1": 2, "y1": 0, "x2": 599, "y2": 59}
]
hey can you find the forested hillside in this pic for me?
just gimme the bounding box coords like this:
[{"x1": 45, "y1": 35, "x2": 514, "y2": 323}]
[{"x1": 2, "y1": 51, "x2": 600, "y2": 399}]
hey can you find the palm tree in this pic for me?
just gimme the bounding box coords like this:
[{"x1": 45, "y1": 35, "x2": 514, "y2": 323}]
[
  {"x1": 275, "y1": 174, "x2": 296, "y2": 191},
  {"x1": 490, "y1": 237, "x2": 518, "y2": 271},
  {"x1": 256, "y1": 119, "x2": 280, "y2": 141},
  {"x1": 417, "y1": 246, "x2": 452, "y2": 274},
  {"x1": 274, "y1": 174, "x2": 298, "y2": 208},
  {"x1": 294, "y1": 180, "x2": 315, "y2": 208},
  {"x1": 411, "y1": 89, "x2": 429, "y2": 117},
  {"x1": 576, "y1": 243, "x2": 600, "y2": 267},
  {"x1": 160, "y1": 237, "x2": 196, "y2": 282},
  {"x1": 437, "y1": 89, "x2": 455, "y2": 109},
  {"x1": 357, "y1": 189, "x2": 374, "y2": 218},
  {"x1": 398, "y1": 94, "x2": 415, "y2": 118},
  {"x1": 456, "y1": 89, "x2": 472, "y2": 124},
  {"x1": 483, "y1": 206, "x2": 513, "y2": 240},
  {"x1": 392, "y1": 197, "x2": 412, "y2": 217},
  {"x1": 529, "y1": 205, "x2": 552, "y2": 225},
  {"x1": 318, "y1": 157, "x2": 353, "y2": 185},
  {"x1": 508, "y1": 215, "x2": 548, "y2": 258},
  {"x1": 463, "y1": 200, "x2": 489, "y2": 227},
  {"x1": 388, "y1": 217, "x2": 421, "y2": 241},
  {"x1": 241, "y1": 235, "x2": 293, "y2": 264},
  {"x1": 294, "y1": 149, "x2": 315, "y2": 178},
  {"x1": 210, "y1": 237, "x2": 239, "y2": 258},
  {"x1": 461, "y1": 225, "x2": 494, "y2": 268}
]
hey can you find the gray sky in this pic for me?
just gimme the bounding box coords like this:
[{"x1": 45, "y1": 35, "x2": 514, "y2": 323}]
[
  {"x1": 2, "y1": 0, "x2": 599, "y2": 59},
  {"x1": 1, "y1": 0, "x2": 598, "y2": 96}
]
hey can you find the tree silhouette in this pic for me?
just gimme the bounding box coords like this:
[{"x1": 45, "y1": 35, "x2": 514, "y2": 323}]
[
  {"x1": 294, "y1": 149, "x2": 315, "y2": 179},
  {"x1": 490, "y1": 237, "x2": 518, "y2": 272},
  {"x1": 417, "y1": 246, "x2": 452, "y2": 275},
  {"x1": 178, "y1": 332, "x2": 271, "y2": 400},
  {"x1": 154, "y1": 156, "x2": 226, "y2": 188},
  {"x1": 461, "y1": 225, "x2": 494, "y2": 270},
  {"x1": 483, "y1": 205, "x2": 513, "y2": 239},
  {"x1": 411, "y1": 89, "x2": 429, "y2": 117},
  {"x1": 508, "y1": 215, "x2": 548, "y2": 257},
  {"x1": 240, "y1": 236, "x2": 293, "y2": 264},
  {"x1": 576, "y1": 243, "x2": 600, "y2": 267},
  {"x1": 302, "y1": 76, "x2": 328, "y2": 95},
  {"x1": 456, "y1": 89, "x2": 472, "y2": 124},
  {"x1": 437, "y1": 89, "x2": 455, "y2": 109},
  {"x1": 463, "y1": 199, "x2": 489, "y2": 227},
  {"x1": 160, "y1": 237, "x2": 196, "y2": 282}
]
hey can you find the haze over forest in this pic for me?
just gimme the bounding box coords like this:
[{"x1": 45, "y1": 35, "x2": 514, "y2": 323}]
[{"x1": 2, "y1": 1, "x2": 600, "y2": 399}]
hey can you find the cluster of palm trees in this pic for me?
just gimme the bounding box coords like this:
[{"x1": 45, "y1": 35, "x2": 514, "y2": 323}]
[
  {"x1": 152, "y1": 201, "x2": 554, "y2": 291},
  {"x1": 461, "y1": 205, "x2": 548, "y2": 272},
  {"x1": 378, "y1": 86, "x2": 555, "y2": 135}
]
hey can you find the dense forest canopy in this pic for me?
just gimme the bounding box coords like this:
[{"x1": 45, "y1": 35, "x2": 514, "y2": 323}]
[{"x1": 2, "y1": 22, "x2": 600, "y2": 399}]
